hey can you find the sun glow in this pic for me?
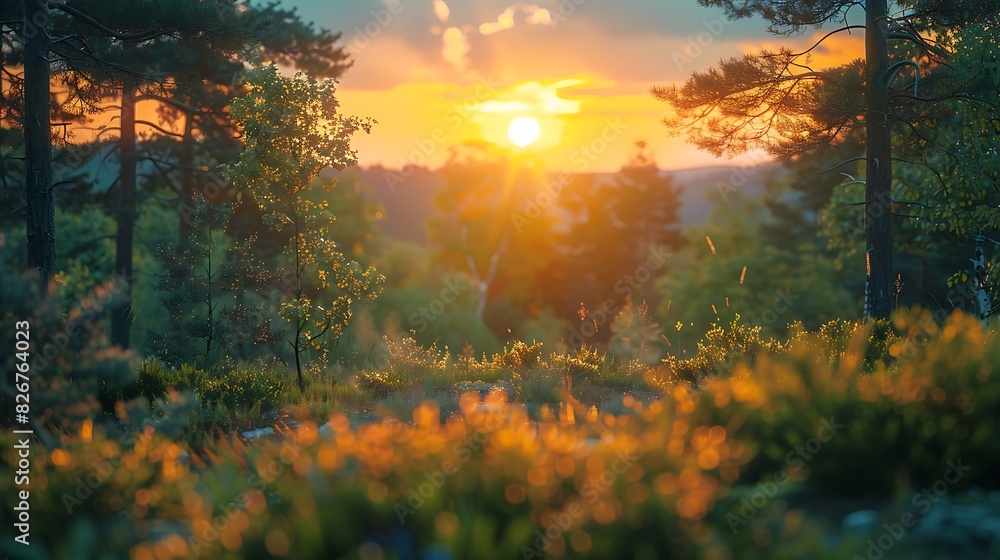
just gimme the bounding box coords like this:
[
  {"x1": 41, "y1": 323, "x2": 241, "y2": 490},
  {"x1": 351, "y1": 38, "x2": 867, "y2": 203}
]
[{"x1": 507, "y1": 117, "x2": 541, "y2": 148}]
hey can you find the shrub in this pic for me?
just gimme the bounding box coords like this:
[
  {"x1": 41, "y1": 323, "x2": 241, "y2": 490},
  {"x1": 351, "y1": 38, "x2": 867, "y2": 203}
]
[
  {"x1": 199, "y1": 364, "x2": 287, "y2": 411},
  {"x1": 687, "y1": 308, "x2": 1000, "y2": 495},
  {"x1": 510, "y1": 364, "x2": 564, "y2": 405},
  {"x1": 6, "y1": 308, "x2": 1000, "y2": 559},
  {"x1": 357, "y1": 369, "x2": 410, "y2": 398}
]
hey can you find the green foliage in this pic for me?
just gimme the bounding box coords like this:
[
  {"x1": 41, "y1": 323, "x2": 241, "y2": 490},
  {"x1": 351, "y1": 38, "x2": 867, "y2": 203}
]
[
  {"x1": 663, "y1": 317, "x2": 784, "y2": 382},
  {"x1": 99, "y1": 361, "x2": 205, "y2": 410},
  {"x1": 689, "y1": 309, "x2": 1000, "y2": 497},
  {"x1": 371, "y1": 283, "x2": 502, "y2": 355},
  {"x1": 100, "y1": 359, "x2": 287, "y2": 448},
  {"x1": 0, "y1": 254, "x2": 135, "y2": 440},
  {"x1": 548, "y1": 143, "x2": 684, "y2": 338},
  {"x1": 198, "y1": 363, "x2": 287, "y2": 412},
  {"x1": 510, "y1": 363, "x2": 565, "y2": 405},
  {"x1": 11, "y1": 308, "x2": 1000, "y2": 559},
  {"x1": 226, "y1": 64, "x2": 384, "y2": 387},
  {"x1": 356, "y1": 369, "x2": 410, "y2": 398},
  {"x1": 660, "y1": 187, "x2": 857, "y2": 353},
  {"x1": 149, "y1": 195, "x2": 280, "y2": 371},
  {"x1": 428, "y1": 142, "x2": 557, "y2": 318},
  {"x1": 662, "y1": 314, "x2": 899, "y2": 383},
  {"x1": 609, "y1": 298, "x2": 666, "y2": 365},
  {"x1": 52, "y1": 206, "x2": 116, "y2": 304}
]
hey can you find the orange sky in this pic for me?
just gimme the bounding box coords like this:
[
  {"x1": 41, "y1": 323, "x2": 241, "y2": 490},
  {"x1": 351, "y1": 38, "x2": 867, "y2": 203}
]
[
  {"x1": 307, "y1": 1, "x2": 866, "y2": 172},
  {"x1": 59, "y1": 1, "x2": 866, "y2": 174}
]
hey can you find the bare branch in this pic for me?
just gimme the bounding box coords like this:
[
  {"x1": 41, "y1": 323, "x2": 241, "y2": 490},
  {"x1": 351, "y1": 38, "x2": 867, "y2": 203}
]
[{"x1": 135, "y1": 119, "x2": 184, "y2": 138}]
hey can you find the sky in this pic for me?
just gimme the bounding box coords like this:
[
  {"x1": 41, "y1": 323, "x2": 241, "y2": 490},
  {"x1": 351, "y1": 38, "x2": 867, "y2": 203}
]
[{"x1": 289, "y1": 0, "x2": 864, "y2": 172}]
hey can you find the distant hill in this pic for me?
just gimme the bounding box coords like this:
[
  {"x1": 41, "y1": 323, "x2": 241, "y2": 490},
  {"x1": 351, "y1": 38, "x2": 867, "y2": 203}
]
[
  {"x1": 335, "y1": 165, "x2": 444, "y2": 243},
  {"x1": 336, "y1": 162, "x2": 786, "y2": 243}
]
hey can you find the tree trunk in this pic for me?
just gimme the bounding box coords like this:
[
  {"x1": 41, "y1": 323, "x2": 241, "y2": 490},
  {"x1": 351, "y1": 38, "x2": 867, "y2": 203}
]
[
  {"x1": 22, "y1": 0, "x2": 55, "y2": 293},
  {"x1": 864, "y1": 0, "x2": 894, "y2": 320},
  {"x1": 111, "y1": 88, "x2": 137, "y2": 348},
  {"x1": 475, "y1": 281, "x2": 488, "y2": 319},
  {"x1": 178, "y1": 110, "x2": 195, "y2": 246},
  {"x1": 293, "y1": 339, "x2": 304, "y2": 391}
]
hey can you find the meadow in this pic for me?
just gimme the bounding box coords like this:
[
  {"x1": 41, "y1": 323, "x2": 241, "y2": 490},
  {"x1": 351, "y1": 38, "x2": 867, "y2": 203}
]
[{"x1": 4, "y1": 306, "x2": 999, "y2": 559}]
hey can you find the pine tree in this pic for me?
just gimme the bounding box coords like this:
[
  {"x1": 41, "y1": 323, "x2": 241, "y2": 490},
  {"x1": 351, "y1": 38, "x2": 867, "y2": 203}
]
[
  {"x1": 149, "y1": 194, "x2": 277, "y2": 372},
  {"x1": 653, "y1": 0, "x2": 1000, "y2": 319}
]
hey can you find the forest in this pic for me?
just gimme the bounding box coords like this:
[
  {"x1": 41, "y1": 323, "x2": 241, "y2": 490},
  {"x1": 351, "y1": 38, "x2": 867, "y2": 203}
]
[{"x1": 1, "y1": 0, "x2": 1000, "y2": 558}]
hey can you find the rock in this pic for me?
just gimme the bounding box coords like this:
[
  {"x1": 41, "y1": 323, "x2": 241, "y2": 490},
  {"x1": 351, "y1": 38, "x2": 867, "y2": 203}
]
[
  {"x1": 319, "y1": 422, "x2": 334, "y2": 439},
  {"x1": 241, "y1": 427, "x2": 275, "y2": 440},
  {"x1": 841, "y1": 509, "x2": 879, "y2": 534},
  {"x1": 420, "y1": 545, "x2": 453, "y2": 560},
  {"x1": 913, "y1": 498, "x2": 1000, "y2": 553}
]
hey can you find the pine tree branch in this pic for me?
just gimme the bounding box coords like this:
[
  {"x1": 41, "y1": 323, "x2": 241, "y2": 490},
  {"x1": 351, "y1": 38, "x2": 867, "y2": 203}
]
[
  {"x1": 790, "y1": 26, "x2": 866, "y2": 58},
  {"x1": 47, "y1": 2, "x2": 215, "y2": 42},
  {"x1": 136, "y1": 94, "x2": 225, "y2": 116},
  {"x1": 136, "y1": 119, "x2": 184, "y2": 138},
  {"x1": 887, "y1": 30, "x2": 949, "y2": 59},
  {"x1": 797, "y1": 157, "x2": 865, "y2": 179}
]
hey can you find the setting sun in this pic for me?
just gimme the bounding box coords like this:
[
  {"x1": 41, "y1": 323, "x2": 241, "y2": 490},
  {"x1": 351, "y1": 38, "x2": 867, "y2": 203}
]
[{"x1": 507, "y1": 116, "x2": 541, "y2": 148}]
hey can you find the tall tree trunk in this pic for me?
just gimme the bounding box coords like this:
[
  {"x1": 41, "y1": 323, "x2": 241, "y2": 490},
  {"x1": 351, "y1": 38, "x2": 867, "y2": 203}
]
[
  {"x1": 22, "y1": 0, "x2": 55, "y2": 293},
  {"x1": 178, "y1": 110, "x2": 195, "y2": 246},
  {"x1": 111, "y1": 88, "x2": 137, "y2": 348},
  {"x1": 864, "y1": 0, "x2": 893, "y2": 320}
]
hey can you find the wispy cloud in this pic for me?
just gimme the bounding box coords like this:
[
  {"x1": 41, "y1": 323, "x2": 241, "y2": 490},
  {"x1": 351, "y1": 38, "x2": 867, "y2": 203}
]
[
  {"x1": 432, "y1": 0, "x2": 450, "y2": 23},
  {"x1": 479, "y1": 3, "x2": 554, "y2": 36}
]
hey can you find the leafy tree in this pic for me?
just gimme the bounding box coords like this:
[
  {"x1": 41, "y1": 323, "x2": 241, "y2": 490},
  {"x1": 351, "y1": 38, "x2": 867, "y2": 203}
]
[
  {"x1": 817, "y1": 22, "x2": 1000, "y2": 314},
  {"x1": 654, "y1": 0, "x2": 1000, "y2": 319},
  {"x1": 428, "y1": 142, "x2": 556, "y2": 319},
  {"x1": 157, "y1": 1, "x2": 354, "y2": 246},
  {"x1": 549, "y1": 143, "x2": 684, "y2": 338},
  {"x1": 657, "y1": 188, "x2": 855, "y2": 353},
  {"x1": 226, "y1": 64, "x2": 383, "y2": 389},
  {"x1": 761, "y1": 140, "x2": 867, "y2": 303}
]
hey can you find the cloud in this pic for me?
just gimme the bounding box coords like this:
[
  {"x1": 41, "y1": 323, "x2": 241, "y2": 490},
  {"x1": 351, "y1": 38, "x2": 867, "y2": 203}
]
[
  {"x1": 524, "y1": 5, "x2": 552, "y2": 25},
  {"x1": 479, "y1": 5, "x2": 517, "y2": 35},
  {"x1": 441, "y1": 27, "x2": 471, "y2": 72},
  {"x1": 479, "y1": 3, "x2": 554, "y2": 36},
  {"x1": 470, "y1": 79, "x2": 582, "y2": 116},
  {"x1": 432, "y1": 0, "x2": 450, "y2": 23}
]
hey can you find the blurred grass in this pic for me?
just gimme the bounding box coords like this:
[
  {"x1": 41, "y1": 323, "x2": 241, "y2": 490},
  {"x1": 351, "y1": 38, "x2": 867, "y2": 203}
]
[{"x1": 6, "y1": 308, "x2": 1000, "y2": 559}]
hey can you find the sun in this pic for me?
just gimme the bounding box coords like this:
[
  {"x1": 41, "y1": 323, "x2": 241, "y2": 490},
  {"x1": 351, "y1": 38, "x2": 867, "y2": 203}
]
[{"x1": 508, "y1": 117, "x2": 541, "y2": 148}]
